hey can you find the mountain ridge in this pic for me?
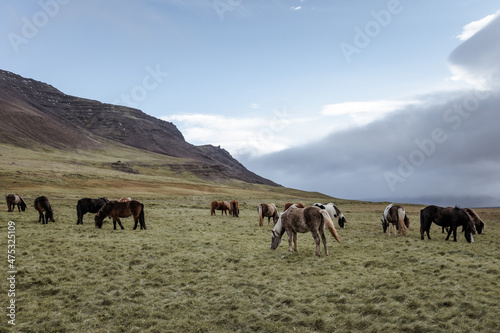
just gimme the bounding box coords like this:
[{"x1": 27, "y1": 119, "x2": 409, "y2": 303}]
[{"x1": 0, "y1": 69, "x2": 279, "y2": 186}]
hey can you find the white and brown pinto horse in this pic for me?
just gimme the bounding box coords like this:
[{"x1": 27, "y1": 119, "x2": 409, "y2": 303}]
[
  {"x1": 271, "y1": 205, "x2": 341, "y2": 257},
  {"x1": 381, "y1": 203, "x2": 409, "y2": 235},
  {"x1": 6, "y1": 194, "x2": 27, "y2": 212},
  {"x1": 257, "y1": 203, "x2": 278, "y2": 227},
  {"x1": 313, "y1": 203, "x2": 347, "y2": 229}
]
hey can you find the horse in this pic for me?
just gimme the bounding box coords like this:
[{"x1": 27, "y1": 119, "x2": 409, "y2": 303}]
[
  {"x1": 119, "y1": 197, "x2": 131, "y2": 202},
  {"x1": 211, "y1": 201, "x2": 232, "y2": 216},
  {"x1": 34, "y1": 196, "x2": 55, "y2": 224},
  {"x1": 76, "y1": 197, "x2": 109, "y2": 224},
  {"x1": 230, "y1": 200, "x2": 239, "y2": 217},
  {"x1": 283, "y1": 202, "x2": 306, "y2": 211},
  {"x1": 271, "y1": 205, "x2": 341, "y2": 257},
  {"x1": 420, "y1": 205, "x2": 475, "y2": 243},
  {"x1": 5, "y1": 194, "x2": 27, "y2": 212},
  {"x1": 257, "y1": 203, "x2": 279, "y2": 227},
  {"x1": 95, "y1": 200, "x2": 146, "y2": 230},
  {"x1": 464, "y1": 208, "x2": 485, "y2": 234},
  {"x1": 381, "y1": 203, "x2": 409, "y2": 235},
  {"x1": 312, "y1": 203, "x2": 347, "y2": 229}
]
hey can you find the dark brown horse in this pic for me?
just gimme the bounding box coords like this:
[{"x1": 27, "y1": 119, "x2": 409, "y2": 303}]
[
  {"x1": 381, "y1": 203, "x2": 410, "y2": 235},
  {"x1": 420, "y1": 205, "x2": 475, "y2": 243},
  {"x1": 211, "y1": 201, "x2": 232, "y2": 216},
  {"x1": 283, "y1": 202, "x2": 306, "y2": 211},
  {"x1": 230, "y1": 200, "x2": 239, "y2": 217},
  {"x1": 34, "y1": 196, "x2": 54, "y2": 224},
  {"x1": 6, "y1": 194, "x2": 27, "y2": 212},
  {"x1": 257, "y1": 203, "x2": 278, "y2": 227},
  {"x1": 95, "y1": 200, "x2": 146, "y2": 230},
  {"x1": 271, "y1": 205, "x2": 341, "y2": 257},
  {"x1": 76, "y1": 197, "x2": 109, "y2": 224}
]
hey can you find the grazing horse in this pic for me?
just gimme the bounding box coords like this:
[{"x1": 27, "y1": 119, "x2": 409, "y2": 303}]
[
  {"x1": 34, "y1": 196, "x2": 54, "y2": 224},
  {"x1": 313, "y1": 203, "x2": 347, "y2": 229},
  {"x1": 257, "y1": 203, "x2": 279, "y2": 227},
  {"x1": 420, "y1": 205, "x2": 475, "y2": 243},
  {"x1": 381, "y1": 204, "x2": 410, "y2": 235},
  {"x1": 464, "y1": 208, "x2": 485, "y2": 234},
  {"x1": 76, "y1": 197, "x2": 109, "y2": 224},
  {"x1": 283, "y1": 202, "x2": 306, "y2": 211},
  {"x1": 271, "y1": 205, "x2": 341, "y2": 257},
  {"x1": 6, "y1": 194, "x2": 27, "y2": 212},
  {"x1": 230, "y1": 200, "x2": 239, "y2": 217},
  {"x1": 211, "y1": 201, "x2": 232, "y2": 216},
  {"x1": 95, "y1": 200, "x2": 146, "y2": 230}
]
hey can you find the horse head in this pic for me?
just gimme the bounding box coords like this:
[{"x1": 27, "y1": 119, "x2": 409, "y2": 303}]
[
  {"x1": 455, "y1": 206, "x2": 475, "y2": 243},
  {"x1": 381, "y1": 218, "x2": 389, "y2": 233},
  {"x1": 270, "y1": 213, "x2": 285, "y2": 250}
]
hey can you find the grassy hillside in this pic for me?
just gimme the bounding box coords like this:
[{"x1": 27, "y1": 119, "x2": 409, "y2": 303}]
[{"x1": 1, "y1": 144, "x2": 499, "y2": 332}]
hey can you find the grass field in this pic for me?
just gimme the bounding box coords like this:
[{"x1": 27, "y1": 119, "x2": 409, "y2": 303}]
[{"x1": 1, "y1": 144, "x2": 499, "y2": 332}]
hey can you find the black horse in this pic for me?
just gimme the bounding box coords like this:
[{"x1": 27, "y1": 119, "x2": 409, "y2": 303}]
[
  {"x1": 34, "y1": 196, "x2": 55, "y2": 224},
  {"x1": 420, "y1": 205, "x2": 475, "y2": 243},
  {"x1": 76, "y1": 197, "x2": 109, "y2": 225}
]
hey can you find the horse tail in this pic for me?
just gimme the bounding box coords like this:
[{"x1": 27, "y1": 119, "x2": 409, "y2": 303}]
[
  {"x1": 320, "y1": 210, "x2": 340, "y2": 243},
  {"x1": 397, "y1": 208, "x2": 407, "y2": 236},
  {"x1": 139, "y1": 204, "x2": 146, "y2": 230},
  {"x1": 258, "y1": 205, "x2": 263, "y2": 227}
]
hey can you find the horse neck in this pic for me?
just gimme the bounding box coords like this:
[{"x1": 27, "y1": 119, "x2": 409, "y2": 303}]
[{"x1": 273, "y1": 214, "x2": 285, "y2": 236}]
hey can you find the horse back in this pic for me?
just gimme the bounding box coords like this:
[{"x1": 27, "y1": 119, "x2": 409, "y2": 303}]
[{"x1": 109, "y1": 200, "x2": 143, "y2": 218}]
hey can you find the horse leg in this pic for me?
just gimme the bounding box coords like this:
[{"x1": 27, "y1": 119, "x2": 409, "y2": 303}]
[
  {"x1": 293, "y1": 232, "x2": 299, "y2": 252},
  {"x1": 287, "y1": 230, "x2": 293, "y2": 252},
  {"x1": 320, "y1": 229, "x2": 328, "y2": 256},
  {"x1": 445, "y1": 227, "x2": 454, "y2": 241},
  {"x1": 133, "y1": 218, "x2": 139, "y2": 230},
  {"x1": 116, "y1": 219, "x2": 124, "y2": 230},
  {"x1": 311, "y1": 230, "x2": 321, "y2": 257}
]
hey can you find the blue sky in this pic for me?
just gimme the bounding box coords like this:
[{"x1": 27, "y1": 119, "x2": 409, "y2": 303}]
[{"x1": 2, "y1": 0, "x2": 500, "y2": 205}]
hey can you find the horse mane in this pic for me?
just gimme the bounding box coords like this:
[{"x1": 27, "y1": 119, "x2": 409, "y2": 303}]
[{"x1": 272, "y1": 213, "x2": 285, "y2": 237}]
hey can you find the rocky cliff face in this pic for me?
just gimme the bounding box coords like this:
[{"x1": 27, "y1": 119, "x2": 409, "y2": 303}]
[{"x1": 0, "y1": 69, "x2": 279, "y2": 186}]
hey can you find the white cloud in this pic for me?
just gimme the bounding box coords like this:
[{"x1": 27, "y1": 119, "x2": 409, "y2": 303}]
[
  {"x1": 321, "y1": 100, "x2": 416, "y2": 126},
  {"x1": 291, "y1": 6, "x2": 302, "y2": 11},
  {"x1": 456, "y1": 11, "x2": 499, "y2": 41}
]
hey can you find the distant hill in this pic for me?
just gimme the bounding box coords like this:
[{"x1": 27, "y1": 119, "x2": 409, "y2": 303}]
[{"x1": 0, "y1": 69, "x2": 279, "y2": 186}]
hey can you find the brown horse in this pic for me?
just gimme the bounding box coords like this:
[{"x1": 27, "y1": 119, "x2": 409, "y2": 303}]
[
  {"x1": 6, "y1": 194, "x2": 27, "y2": 212},
  {"x1": 230, "y1": 200, "x2": 239, "y2": 217},
  {"x1": 271, "y1": 205, "x2": 341, "y2": 257},
  {"x1": 211, "y1": 201, "x2": 232, "y2": 216},
  {"x1": 381, "y1": 203, "x2": 410, "y2": 235},
  {"x1": 420, "y1": 205, "x2": 475, "y2": 243},
  {"x1": 464, "y1": 208, "x2": 485, "y2": 234},
  {"x1": 257, "y1": 203, "x2": 278, "y2": 227},
  {"x1": 95, "y1": 200, "x2": 146, "y2": 230},
  {"x1": 283, "y1": 202, "x2": 306, "y2": 211},
  {"x1": 34, "y1": 196, "x2": 54, "y2": 224}
]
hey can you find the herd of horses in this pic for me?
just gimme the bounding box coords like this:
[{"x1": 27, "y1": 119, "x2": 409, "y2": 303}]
[{"x1": 6, "y1": 193, "x2": 486, "y2": 256}]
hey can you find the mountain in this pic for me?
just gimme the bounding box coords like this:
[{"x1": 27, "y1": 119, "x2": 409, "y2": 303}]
[{"x1": 0, "y1": 69, "x2": 279, "y2": 186}]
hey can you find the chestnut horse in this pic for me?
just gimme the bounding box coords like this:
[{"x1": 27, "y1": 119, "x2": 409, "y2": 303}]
[
  {"x1": 211, "y1": 201, "x2": 232, "y2": 216},
  {"x1": 420, "y1": 205, "x2": 475, "y2": 243},
  {"x1": 34, "y1": 196, "x2": 54, "y2": 224},
  {"x1": 76, "y1": 197, "x2": 109, "y2": 224},
  {"x1": 257, "y1": 203, "x2": 278, "y2": 227},
  {"x1": 6, "y1": 194, "x2": 27, "y2": 212},
  {"x1": 381, "y1": 203, "x2": 410, "y2": 235},
  {"x1": 230, "y1": 200, "x2": 239, "y2": 217},
  {"x1": 95, "y1": 200, "x2": 146, "y2": 230},
  {"x1": 313, "y1": 203, "x2": 347, "y2": 229},
  {"x1": 271, "y1": 205, "x2": 341, "y2": 257},
  {"x1": 283, "y1": 202, "x2": 306, "y2": 211}
]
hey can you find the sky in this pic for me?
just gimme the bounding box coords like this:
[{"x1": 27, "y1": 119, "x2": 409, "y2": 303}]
[{"x1": 2, "y1": 0, "x2": 500, "y2": 206}]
